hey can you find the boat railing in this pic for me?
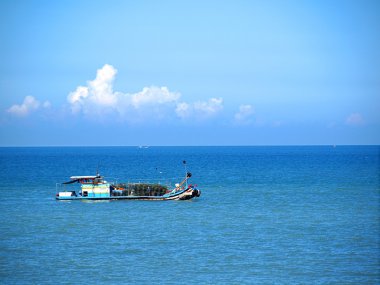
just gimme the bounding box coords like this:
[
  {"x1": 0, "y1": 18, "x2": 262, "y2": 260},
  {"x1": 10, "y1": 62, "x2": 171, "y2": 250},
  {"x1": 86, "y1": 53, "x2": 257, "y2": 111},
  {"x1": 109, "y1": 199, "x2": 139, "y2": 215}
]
[
  {"x1": 106, "y1": 177, "x2": 183, "y2": 187},
  {"x1": 56, "y1": 176, "x2": 186, "y2": 195},
  {"x1": 56, "y1": 182, "x2": 74, "y2": 194}
]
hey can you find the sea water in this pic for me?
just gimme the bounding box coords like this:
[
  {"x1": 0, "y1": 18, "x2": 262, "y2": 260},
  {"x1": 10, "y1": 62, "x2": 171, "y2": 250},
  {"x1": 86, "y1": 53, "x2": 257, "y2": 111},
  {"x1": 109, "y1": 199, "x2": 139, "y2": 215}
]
[{"x1": 0, "y1": 146, "x2": 379, "y2": 284}]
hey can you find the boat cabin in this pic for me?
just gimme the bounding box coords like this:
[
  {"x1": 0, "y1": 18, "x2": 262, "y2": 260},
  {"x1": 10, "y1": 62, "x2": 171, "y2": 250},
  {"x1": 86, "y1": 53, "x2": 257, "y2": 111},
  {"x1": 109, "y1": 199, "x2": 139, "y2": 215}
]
[{"x1": 61, "y1": 175, "x2": 111, "y2": 198}]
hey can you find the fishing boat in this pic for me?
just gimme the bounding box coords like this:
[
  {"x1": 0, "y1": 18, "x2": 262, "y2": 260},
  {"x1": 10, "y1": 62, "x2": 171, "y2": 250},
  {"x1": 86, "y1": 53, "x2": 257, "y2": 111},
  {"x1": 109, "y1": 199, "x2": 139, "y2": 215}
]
[{"x1": 55, "y1": 171, "x2": 201, "y2": 201}]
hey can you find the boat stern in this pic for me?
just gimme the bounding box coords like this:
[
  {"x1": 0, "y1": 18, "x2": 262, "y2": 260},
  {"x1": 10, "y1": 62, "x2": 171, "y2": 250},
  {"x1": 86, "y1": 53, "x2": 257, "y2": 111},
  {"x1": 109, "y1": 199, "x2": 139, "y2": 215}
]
[{"x1": 56, "y1": 191, "x2": 78, "y2": 200}]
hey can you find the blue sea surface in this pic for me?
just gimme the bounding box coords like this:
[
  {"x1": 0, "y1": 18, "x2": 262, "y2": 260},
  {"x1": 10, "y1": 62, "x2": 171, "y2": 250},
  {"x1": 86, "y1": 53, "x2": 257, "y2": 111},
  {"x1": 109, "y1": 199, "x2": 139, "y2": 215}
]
[{"x1": 0, "y1": 146, "x2": 379, "y2": 284}]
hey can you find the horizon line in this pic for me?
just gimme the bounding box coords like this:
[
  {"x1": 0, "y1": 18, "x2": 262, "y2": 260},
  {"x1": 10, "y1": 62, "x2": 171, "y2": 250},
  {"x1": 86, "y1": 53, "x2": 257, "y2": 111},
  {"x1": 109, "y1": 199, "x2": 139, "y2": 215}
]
[{"x1": 0, "y1": 144, "x2": 379, "y2": 148}]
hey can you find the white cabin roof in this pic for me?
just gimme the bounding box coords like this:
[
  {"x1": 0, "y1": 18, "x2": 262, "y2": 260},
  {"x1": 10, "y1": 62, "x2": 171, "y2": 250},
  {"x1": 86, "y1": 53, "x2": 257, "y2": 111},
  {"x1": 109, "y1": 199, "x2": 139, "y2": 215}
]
[{"x1": 70, "y1": 176, "x2": 97, "y2": 180}]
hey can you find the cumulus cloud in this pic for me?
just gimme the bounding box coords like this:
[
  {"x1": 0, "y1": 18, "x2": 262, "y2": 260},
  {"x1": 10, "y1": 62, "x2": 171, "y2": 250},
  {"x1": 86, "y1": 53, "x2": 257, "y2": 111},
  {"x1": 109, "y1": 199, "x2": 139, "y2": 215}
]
[
  {"x1": 175, "y1": 102, "x2": 190, "y2": 119},
  {"x1": 131, "y1": 86, "x2": 180, "y2": 109},
  {"x1": 67, "y1": 64, "x2": 224, "y2": 123},
  {"x1": 68, "y1": 86, "x2": 89, "y2": 113},
  {"x1": 6, "y1": 64, "x2": 226, "y2": 123},
  {"x1": 175, "y1": 98, "x2": 223, "y2": 119},
  {"x1": 67, "y1": 64, "x2": 118, "y2": 115},
  {"x1": 42, "y1": 101, "x2": 51, "y2": 108},
  {"x1": 7, "y1": 96, "x2": 50, "y2": 117},
  {"x1": 345, "y1": 113, "x2": 364, "y2": 126},
  {"x1": 67, "y1": 64, "x2": 181, "y2": 121},
  {"x1": 234, "y1": 104, "x2": 254, "y2": 124},
  {"x1": 194, "y1": 98, "x2": 223, "y2": 115}
]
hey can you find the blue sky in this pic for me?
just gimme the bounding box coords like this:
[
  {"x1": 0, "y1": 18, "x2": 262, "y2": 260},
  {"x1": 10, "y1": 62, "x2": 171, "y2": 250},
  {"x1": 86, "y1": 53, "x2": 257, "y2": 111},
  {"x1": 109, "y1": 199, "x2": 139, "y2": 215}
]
[{"x1": 0, "y1": 0, "x2": 379, "y2": 146}]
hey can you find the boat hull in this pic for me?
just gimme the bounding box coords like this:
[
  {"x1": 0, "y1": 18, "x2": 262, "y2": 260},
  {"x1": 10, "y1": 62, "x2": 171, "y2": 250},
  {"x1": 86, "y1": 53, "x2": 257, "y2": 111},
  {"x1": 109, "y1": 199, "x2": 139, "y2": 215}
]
[{"x1": 56, "y1": 188, "x2": 201, "y2": 201}]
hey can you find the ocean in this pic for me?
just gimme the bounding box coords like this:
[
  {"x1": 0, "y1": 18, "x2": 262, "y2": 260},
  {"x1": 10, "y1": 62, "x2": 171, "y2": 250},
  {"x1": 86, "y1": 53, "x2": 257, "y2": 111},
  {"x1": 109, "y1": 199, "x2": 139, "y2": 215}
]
[{"x1": 0, "y1": 146, "x2": 379, "y2": 284}]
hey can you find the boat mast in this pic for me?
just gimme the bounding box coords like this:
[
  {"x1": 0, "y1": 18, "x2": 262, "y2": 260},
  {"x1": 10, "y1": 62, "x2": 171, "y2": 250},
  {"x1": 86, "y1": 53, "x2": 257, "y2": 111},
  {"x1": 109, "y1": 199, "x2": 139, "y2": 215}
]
[{"x1": 183, "y1": 160, "x2": 188, "y2": 189}]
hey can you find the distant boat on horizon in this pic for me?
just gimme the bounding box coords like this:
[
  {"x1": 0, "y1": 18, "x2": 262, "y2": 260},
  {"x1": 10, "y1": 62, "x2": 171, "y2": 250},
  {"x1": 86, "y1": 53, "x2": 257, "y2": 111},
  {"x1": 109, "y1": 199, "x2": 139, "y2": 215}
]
[{"x1": 138, "y1": 145, "x2": 149, "y2": 149}]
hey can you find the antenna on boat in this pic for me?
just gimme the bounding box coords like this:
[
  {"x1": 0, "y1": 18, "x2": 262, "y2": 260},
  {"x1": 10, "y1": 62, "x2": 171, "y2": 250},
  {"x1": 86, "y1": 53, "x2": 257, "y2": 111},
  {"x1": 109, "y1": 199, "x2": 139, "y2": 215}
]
[
  {"x1": 183, "y1": 160, "x2": 188, "y2": 189},
  {"x1": 96, "y1": 162, "x2": 100, "y2": 177}
]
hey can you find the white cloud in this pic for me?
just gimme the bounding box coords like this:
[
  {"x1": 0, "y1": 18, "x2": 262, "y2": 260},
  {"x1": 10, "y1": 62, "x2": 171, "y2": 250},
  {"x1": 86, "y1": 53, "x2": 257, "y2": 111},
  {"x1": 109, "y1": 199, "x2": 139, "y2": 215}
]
[
  {"x1": 175, "y1": 102, "x2": 190, "y2": 119},
  {"x1": 67, "y1": 64, "x2": 181, "y2": 120},
  {"x1": 345, "y1": 113, "x2": 364, "y2": 126},
  {"x1": 7, "y1": 96, "x2": 50, "y2": 117},
  {"x1": 176, "y1": 98, "x2": 224, "y2": 119},
  {"x1": 88, "y1": 64, "x2": 118, "y2": 107},
  {"x1": 6, "y1": 65, "x2": 227, "y2": 124},
  {"x1": 67, "y1": 86, "x2": 89, "y2": 113},
  {"x1": 6, "y1": 65, "x2": 226, "y2": 123},
  {"x1": 234, "y1": 104, "x2": 254, "y2": 124},
  {"x1": 42, "y1": 101, "x2": 51, "y2": 108},
  {"x1": 131, "y1": 86, "x2": 180, "y2": 108},
  {"x1": 67, "y1": 64, "x2": 117, "y2": 115},
  {"x1": 67, "y1": 64, "x2": 223, "y2": 123},
  {"x1": 194, "y1": 97, "x2": 223, "y2": 115}
]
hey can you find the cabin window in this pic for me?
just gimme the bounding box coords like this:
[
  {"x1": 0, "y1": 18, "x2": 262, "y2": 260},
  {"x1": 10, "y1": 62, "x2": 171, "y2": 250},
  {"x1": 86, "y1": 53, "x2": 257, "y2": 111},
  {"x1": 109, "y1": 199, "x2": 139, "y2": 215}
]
[{"x1": 83, "y1": 191, "x2": 88, "y2": 197}]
